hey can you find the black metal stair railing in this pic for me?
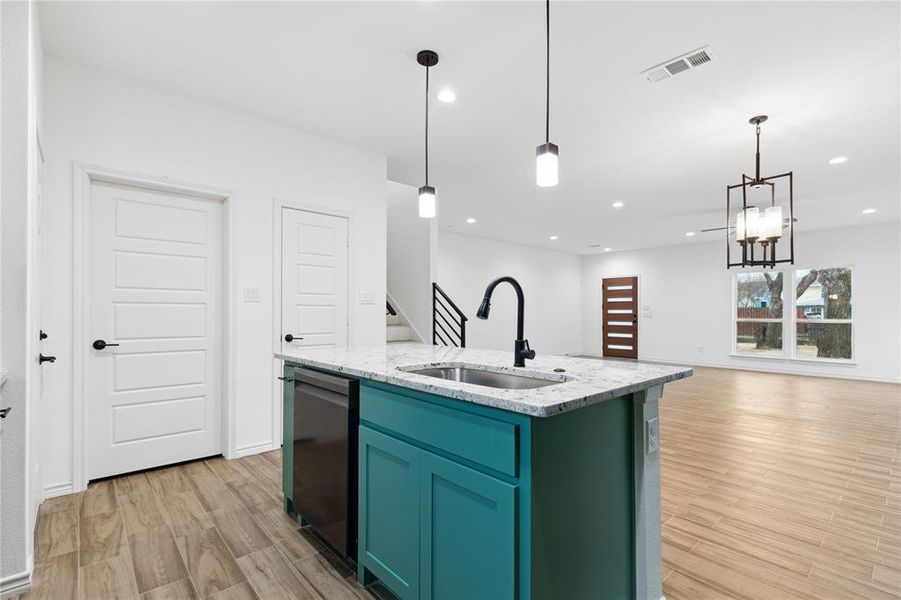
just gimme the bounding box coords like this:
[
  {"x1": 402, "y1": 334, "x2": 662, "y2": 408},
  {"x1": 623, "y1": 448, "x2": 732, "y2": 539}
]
[{"x1": 432, "y1": 282, "x2": 467, "y2": 347}]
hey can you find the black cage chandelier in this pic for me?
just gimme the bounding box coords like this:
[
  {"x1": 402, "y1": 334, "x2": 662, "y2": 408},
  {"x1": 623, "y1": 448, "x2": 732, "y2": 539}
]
[{"x1": 726, "y1": 115, "x2": 795, "y2": 269}]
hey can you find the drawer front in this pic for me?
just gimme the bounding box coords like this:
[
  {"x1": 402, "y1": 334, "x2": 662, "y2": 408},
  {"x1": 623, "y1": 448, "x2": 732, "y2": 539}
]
[{"x1": 361, "y1": 384, "x2": 518, "y2": 477}]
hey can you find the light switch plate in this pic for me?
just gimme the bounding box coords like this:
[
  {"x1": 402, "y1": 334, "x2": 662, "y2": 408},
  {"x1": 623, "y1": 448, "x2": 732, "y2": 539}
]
[
  {"x1": 242, "y1": 286, "x2": 260, "y2": 303},
  {"x1": 646, "y1": 417, "x2": 659, "y2": 455},
  {"x1": 359, "y1": 291, "x2": 375, "y2": 305}
]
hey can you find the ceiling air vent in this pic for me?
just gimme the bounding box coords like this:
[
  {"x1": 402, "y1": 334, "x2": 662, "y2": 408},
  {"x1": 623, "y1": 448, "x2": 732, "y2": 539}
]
[{"x1": 641, "y1": 46, "x2": 715, "y2": 83}]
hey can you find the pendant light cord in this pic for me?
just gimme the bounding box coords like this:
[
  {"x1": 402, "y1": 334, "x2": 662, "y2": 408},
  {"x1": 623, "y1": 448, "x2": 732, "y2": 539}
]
[
  {"x1": 545, "y1": 0, "x2": 550, "y2": 144},
  {"x1": 425, "y1": 64, "x2": 430, "y2": 186}
]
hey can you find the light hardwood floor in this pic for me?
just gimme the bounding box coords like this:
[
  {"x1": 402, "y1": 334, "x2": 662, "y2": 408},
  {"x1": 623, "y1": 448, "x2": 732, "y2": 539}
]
[
  {"x1": 660, "y1": 367, "x2": 900, "y2": 599},
  {"x1": 22, "y1": 366, "x2": 900, "y2": 599},
  {"x1": 22, "y1": 451, "x2": 394, "y2": 600}
]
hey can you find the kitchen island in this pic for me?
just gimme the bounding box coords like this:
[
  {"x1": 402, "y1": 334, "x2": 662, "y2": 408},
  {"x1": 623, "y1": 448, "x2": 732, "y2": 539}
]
[{"x1": 277, "y1": 343, "x2": 691, "y2": 600}]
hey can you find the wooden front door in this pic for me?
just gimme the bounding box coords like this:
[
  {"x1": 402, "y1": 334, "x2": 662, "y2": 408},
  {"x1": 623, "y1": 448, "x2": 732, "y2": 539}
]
[{"x1": 602, "y1": 276, "x2": 638, "y2": 359}]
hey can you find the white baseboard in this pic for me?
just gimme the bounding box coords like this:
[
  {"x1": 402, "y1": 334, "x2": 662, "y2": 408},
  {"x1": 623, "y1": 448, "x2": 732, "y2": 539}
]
[
  {"x1": 639, "y1": 355, "x2": 901, "y2": 384},
  {"x1": 234, "y1": 441, "x2": 277, "y2": 458},
  {"x1": 571, "y1": 353, "x2": 900, "y2": 384},
  {"x1": 0, "y1": 569, "x2": 31, "y2": 599},
  {"x1": 43, "y1": 481, "x2": 75, "y2": 499}
]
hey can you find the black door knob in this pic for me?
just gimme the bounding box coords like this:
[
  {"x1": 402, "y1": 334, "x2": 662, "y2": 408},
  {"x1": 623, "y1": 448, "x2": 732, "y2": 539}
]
[
  {"x1": 40, "y1": 330, "x2": 48, "y2": 340},
  {"x1": 39, "y1": 354, "x2": 56, "y2": 364},
  {"x1": 0, "y1": 407, "x2": 11, "y2": 419},
  {"x1": 284, "y1": 334, "x2": 303, "y2": 343},
  {"x1": 92, "y1": 339, "x2": 120, "y2": 350}
]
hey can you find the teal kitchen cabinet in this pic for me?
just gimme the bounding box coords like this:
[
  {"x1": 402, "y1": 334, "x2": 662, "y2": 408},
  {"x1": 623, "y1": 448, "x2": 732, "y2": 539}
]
[
  {"x1": 356, "y1": 379, "x2": 636, "y2": 600},
  {"x1": 358, "y1": 426, "x2": 421, "y2": 599},
  {"x1": 358, "y1": 425, "x2": 518, "y2": 600},
  {"x1": 420, "y1": 451, "x2": 516, "y2": 600}
]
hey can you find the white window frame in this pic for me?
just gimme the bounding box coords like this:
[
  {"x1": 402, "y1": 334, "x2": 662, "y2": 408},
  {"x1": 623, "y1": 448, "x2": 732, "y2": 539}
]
[
  {"x1": 731, "y1": 265, "x2": 856, "y2": 363},
  {"x1": 732, "y1": 269, "x2": 788, "y2": 358}
]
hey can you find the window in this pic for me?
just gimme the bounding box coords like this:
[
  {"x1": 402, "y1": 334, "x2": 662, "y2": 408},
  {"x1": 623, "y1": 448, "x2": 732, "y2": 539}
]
[
  {"x1": 733, "y1": 267, "x2": 853, "y2": 361},
  {"x1": 795, "y1": 268, "x2": 852, "y2": 360},
  {"x1": 735, "y1": 272, "x2": 783, "y2": 356}
]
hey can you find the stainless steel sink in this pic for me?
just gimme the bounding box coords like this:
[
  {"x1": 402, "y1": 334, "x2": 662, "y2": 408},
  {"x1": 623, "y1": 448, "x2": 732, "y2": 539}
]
[{"x1": 404, "y1": 366, "x2": 562, "y2": 390}]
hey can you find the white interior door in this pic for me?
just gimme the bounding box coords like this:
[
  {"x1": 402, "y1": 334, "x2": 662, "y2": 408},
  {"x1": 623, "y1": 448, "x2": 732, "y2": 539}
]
[
  {"x1": 281, "y1": 208, "x2": 349, "y2": 350},
  {"x1": 87, "y1": 181, "x2": 224, "y2": 479}
]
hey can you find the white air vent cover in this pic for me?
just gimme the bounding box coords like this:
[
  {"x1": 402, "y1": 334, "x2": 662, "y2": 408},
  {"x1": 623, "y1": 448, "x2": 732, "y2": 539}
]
[{"x1": 641, "y1": 46, "x2": 715, "y2": 83}]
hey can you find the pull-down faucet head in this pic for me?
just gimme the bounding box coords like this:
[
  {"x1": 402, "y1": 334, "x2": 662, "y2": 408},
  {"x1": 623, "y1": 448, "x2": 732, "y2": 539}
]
[{"x1": 476, "y1": 297, "x2": 491, "y2": 320}]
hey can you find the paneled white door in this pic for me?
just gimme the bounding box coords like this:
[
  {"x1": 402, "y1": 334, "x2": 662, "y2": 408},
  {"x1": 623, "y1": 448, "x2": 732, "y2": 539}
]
[
  {"x1": 281, "y1": 208, "x2": 349, "y2": 350},
  {"x1": 87, "y1": 181, "x2": 224, "y2": 479}
]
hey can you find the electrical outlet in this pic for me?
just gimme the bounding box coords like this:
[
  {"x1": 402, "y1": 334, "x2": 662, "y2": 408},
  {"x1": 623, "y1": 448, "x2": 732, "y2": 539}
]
[
  {"x1": 242, "y1": 286, "x2": 260, "y2": 303},
  {"x1": 646, "y1": 417, "x2": 659, "y2": 455}
]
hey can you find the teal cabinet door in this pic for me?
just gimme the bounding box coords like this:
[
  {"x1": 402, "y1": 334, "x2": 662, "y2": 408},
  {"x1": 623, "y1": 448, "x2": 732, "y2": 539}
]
[
  {"x1": 359, "y1": 426, "x2": 420, "y2": 599},
  {"x1": 420, "y1": 451, "x2": 517, "y2": 600}
]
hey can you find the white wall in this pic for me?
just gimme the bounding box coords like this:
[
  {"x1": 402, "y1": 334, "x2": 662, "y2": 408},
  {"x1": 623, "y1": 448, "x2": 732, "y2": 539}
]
[
  {"x1": 387, "y1": 181, "x2": 435, "y2": 342},
  {"x1": 40, "y1": 58, "x2": 387, "y2": 494},
  {"x1": 437, "y1": 232, "x2": 582, "y2": 356},
  {"x1": 0, "y1": 0, "x2": 40, "y2": 591},
  {"x1": 581, "y1": 222, "x2": 901, "y2": 382}
]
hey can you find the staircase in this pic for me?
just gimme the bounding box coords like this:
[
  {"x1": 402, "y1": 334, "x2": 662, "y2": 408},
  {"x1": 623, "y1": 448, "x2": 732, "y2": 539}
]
[{"x1": 386, "y1": 298, "x2": 416, "y2": 343}]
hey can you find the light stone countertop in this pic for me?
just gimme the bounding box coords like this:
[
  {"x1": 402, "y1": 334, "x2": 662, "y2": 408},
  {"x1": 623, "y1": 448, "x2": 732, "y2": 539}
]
[{"x1": 276, "y1": 343, "x2": 692, "y2": 417}]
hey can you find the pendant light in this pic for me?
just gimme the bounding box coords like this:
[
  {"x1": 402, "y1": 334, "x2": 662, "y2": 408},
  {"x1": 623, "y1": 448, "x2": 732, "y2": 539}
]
[
  {"x1": 726, "y1": 115, "x2": 795, "y2": 269},
  {"x1": 536, "y1": 0, "x2": 558, "y2": 187},
  {"x1": 417, "y1": 50, "x2": 439, "y2": 218}
]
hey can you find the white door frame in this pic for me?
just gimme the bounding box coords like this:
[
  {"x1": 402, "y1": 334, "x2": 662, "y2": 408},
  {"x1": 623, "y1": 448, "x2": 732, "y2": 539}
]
[
  {"x1": 72, "y1": 163, "x2": 236, "y2": 491},
  {"x1": 271, "y1": 197, "x2": 352, "y2": 449}
]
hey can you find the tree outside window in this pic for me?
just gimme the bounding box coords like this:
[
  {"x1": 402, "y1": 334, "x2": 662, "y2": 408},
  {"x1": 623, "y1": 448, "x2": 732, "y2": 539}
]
[
  {"x1": 734, "y1": 267, "x2": 853, "y2": 360},
  {"x1": 735, "y1": 272, "x2": 783, "y2": 356},
  {"x1": 795, "y1": 268, "x2": 852, "y2": 359}
]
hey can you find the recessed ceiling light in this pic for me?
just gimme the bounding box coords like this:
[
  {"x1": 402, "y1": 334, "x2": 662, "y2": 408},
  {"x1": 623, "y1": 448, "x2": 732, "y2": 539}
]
[
  {"x1": 603, "y1": 247, "x2": 612, "y2": 252},
  {"x1": 549, "y1": 235, "x2": 558, "y2": 241},
  {"x1": 612, "y1": 201, "x2": 624, "y2": 208},
  {"x1": 829, "y1": 156, "x2": 848, "y2": 165},
  {"x1": 862, "y1": 208, "x2": 876, "y2": 214},
  {"x1": 685, "y1": 231, "x2": 696, "y2": 237},
  {"x1": 437, "y1": 89, "x2": 456, "y2": 103},
  {"x1": 466, "y1": 217, "x2": 476, "y2": 224}
]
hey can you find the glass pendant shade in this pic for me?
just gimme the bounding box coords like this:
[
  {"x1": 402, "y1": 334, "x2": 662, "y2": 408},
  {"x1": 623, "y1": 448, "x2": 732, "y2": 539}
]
[
  {"x1": 418, "y1": 185, "x2": 436, "y2": 219},
  {"x1": 763, "y1": 206, "x2": 783, "y2": 240},
  {"x1": 536, "y1": 143, "x2": 559, "y2": 187},
  {"x1": 742, "y1": 206, "x2": 760, "y2": 240}
]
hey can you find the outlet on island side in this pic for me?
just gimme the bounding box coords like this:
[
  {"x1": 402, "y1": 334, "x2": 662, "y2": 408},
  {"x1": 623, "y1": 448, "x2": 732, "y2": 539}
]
[{"x1": 646, "y1": 417, "x2": 659, "y2": 455}]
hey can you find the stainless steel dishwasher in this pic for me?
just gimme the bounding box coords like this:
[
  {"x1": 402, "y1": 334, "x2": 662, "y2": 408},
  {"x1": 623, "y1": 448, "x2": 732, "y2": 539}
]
[{"x1": 292, "y1": 367, "x2": 359, "y2": 560}]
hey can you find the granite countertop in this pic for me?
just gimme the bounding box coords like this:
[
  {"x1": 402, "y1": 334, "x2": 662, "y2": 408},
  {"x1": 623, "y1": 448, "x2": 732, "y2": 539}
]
[{"x1": 275, "y1": 343, "x2": 692, "y2": 417}]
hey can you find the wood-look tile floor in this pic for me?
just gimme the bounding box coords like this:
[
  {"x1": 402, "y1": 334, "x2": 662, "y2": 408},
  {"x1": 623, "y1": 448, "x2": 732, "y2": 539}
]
[
  {"x1": 22, "y1": 366, "x2": 901, "y2": 599},
  {"x1": 22, "y1": 451, "x2": 395, "y2": 600},
  {"x1": 660, "y1": 367, "x2": 901, "y2": 599}
]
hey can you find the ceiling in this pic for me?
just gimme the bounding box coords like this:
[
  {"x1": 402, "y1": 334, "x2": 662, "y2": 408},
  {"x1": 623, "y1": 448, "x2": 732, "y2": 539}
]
[{"x1": 40, "y1": 1, "x2": 900, "y2": 255}]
